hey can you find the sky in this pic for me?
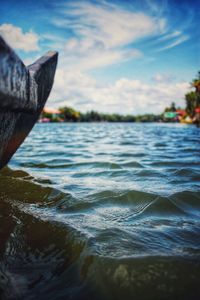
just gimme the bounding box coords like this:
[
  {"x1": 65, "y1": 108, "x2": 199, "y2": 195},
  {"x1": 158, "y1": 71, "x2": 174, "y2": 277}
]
[{"x1": 0, "y1": 0, "x2": 199, "y2": 114}]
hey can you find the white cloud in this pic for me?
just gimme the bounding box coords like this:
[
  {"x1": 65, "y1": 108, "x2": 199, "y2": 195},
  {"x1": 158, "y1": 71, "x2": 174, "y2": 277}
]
[
  {"x1": 60, "y1": 47, "x2": 142, "y2": 72},
  {"x1": 152, "y1": 73, "x2": 175, "y2": 84},
  {"x1": 49, "y1": 67, "x2": 190, "y2": 114},
  {"x1": 60, "y1": 2, "x2": 165, "y2": 49},
  {"x1": 46, "y1": 1, "x2": 189, "y2": 114},
  {"x1": 51, "y1": 1, "x2": 166, "y2": 71},
  {"x1": 0, "y1": 23, "x2": 39, "y2": 52},
  {"x1": 157, "y1": 35, "x2": 189, "y2": 52},
  {"x1": 158, "y1": 30, "x2": 182, "y2": 41}
]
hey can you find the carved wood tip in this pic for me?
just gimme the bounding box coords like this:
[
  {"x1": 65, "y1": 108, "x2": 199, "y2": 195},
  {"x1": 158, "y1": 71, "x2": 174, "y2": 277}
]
[{"x1": 0, "y1": 36, "x2": 58, "y2": 113}]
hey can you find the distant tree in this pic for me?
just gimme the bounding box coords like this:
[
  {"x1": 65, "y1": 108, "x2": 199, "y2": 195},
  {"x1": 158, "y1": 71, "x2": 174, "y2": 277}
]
[
  {"x1": 59, "y1": 106, "x2": 80, "y2": 121},
  {"x1": 185, "y1": 91, "x2": 198, "y2": 116},
  {"x1": 123, "y1": 115, "x2": 136, "y2": 122},
  {"x1": 56, "y1": 105, "x2": 160, "y2": 123},
  {"x1": 42, "y1": 112, "x2": 52, "y2": 119},
  {"x1": 184, "y1": 71, "x2": 200, "y2": 117},
  {"x1": 164, "y1": 102, "x2": 176, "y2": 113},
  {"x1": 170, "y1": 102, "x2": 176, "y2": 112},
  {"x1": 191, "y1": 71, "x2": 200, "y2": 93}
]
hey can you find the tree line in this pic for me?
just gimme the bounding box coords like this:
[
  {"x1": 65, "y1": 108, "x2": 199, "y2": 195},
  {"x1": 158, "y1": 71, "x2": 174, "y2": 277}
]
[
  {"x1": 41, "y1": 71, "x2": 200, "y2": 124},
  {"x1": 42, "y1": 107, "x2": 161, "y2": 123}
]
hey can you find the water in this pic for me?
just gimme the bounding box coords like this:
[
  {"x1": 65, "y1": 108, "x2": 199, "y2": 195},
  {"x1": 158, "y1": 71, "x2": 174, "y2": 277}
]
[{"x1": 0, "y1": 123, "x2": 200, "y2": 300}]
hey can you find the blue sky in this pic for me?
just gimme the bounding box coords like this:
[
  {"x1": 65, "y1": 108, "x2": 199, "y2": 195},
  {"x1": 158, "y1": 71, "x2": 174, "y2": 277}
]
[{"x1": 0, "y1": 0, "x2": 199, "y2": 114}]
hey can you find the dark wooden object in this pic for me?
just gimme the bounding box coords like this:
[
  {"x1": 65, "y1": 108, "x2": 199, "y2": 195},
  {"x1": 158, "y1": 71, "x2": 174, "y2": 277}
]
[{"x1": 0, "y1": 36, "x2": 58, "y2": 169}]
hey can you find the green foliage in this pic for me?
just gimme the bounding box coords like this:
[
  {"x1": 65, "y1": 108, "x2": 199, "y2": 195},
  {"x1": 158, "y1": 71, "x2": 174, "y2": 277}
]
[
  {"x1": 185, "y1": 91, "x2": 198, "y2": 116},
  {"x1": 59, "y1": 106, "x2": 80, "y2": 122},
  {"x1": 164, "y1": 102, "x2": 177, "y2": 112},
  {"x1": 40, "y1": 71, "x2": 200, "y2": 125},
  {"x1": 42, "y1": 112, "x2": 52, "y2": 119},
  {"x1": 56, "y1": 106, "x2": 159, "y2": 123},
  {"x1": 185, "y1": 71, "x2": 200, "y2": 116},
  {"x1": 191, "y1": 71, "x2": 200, "y2": 92},
  {"x1": 135, "y1": 114, "x2": 161, "y2": 122},
  {"x1": 162, "y1": 71, "x2": 200, "y2": 125}
]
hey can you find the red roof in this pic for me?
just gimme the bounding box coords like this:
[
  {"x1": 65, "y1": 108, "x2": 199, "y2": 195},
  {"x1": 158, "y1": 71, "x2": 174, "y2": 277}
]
[
  {"x1": 195, "y1": 108, "x2": 200, "y2": 113},
  {"x1": 176, "y1": 109, "x2": 186, "y2": 116},
  {"x1": 43, "y1": 107, "x2": 61, "y2": 114}
]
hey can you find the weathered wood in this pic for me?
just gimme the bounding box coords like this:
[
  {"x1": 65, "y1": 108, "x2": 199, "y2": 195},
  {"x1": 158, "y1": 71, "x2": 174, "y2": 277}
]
[
  {"x1": 0, "y1": 36, "x2": 58, "y2": 169},
  {"x1": 0, "y1": 36, "x2": 34, "y2": 112}
]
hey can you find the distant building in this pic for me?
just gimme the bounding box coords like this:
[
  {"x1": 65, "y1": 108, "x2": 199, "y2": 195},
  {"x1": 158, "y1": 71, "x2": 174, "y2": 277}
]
[
  {"x1": 193, "y1": 107, "x2": 200, "y2": 126},
  {"x1": 43, "y1": 107, "x2": 61, "y2": 116},
  {"x1": 39, "y1": 107, "x2": 64, "y2": 122},
  {"x1": 163, "y1": 111, "x2": 178, "y2": 122},
  {"x1": 176, "y1": 109, "x2": 186, "y2": 117}
]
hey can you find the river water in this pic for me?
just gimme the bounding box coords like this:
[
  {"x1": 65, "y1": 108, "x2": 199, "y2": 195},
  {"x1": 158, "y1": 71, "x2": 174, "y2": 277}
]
[{"x1": 0, "y1": 123, "x2": 200, "y2": 300}]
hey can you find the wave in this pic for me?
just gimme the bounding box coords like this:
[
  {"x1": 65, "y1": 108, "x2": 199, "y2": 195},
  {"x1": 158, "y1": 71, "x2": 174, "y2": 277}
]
[
  {"x1": 149, "y1": 161, "x2": 200, "y2": 167},
  {"x1": 1, "y1": 167, "x2": 200, "y2": 300},
  {"x1": 1, "y1": 167, "x2": 200, "y2": 218},
  {"x1": 20, "y1": 161, "x2": 124, "y2": 170}
]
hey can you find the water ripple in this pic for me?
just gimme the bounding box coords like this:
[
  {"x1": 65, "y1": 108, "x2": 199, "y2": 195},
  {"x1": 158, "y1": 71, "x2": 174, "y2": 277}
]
[{"x1": 1, "y1": 123, "x2": 200, "y2": 300}]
